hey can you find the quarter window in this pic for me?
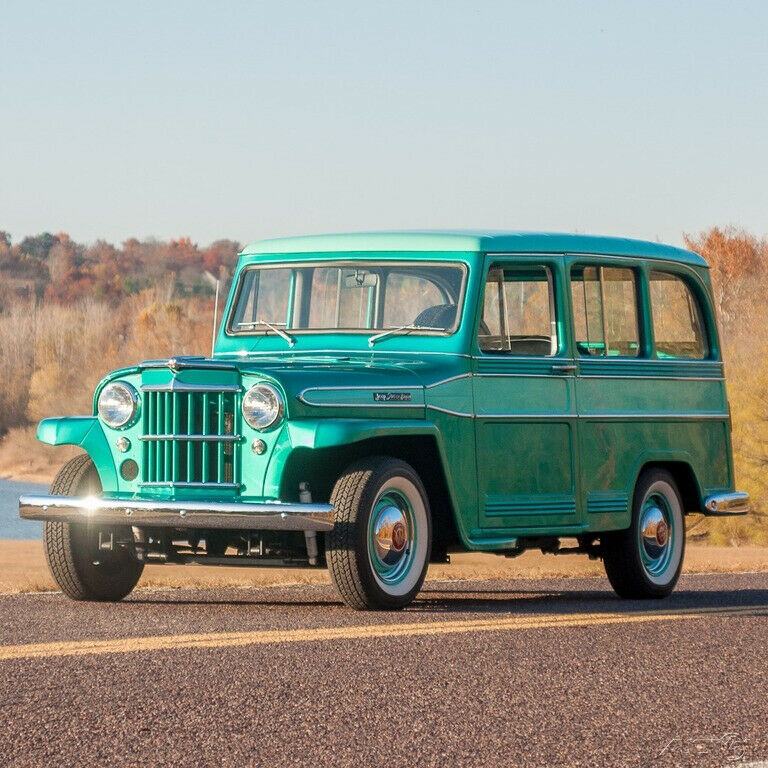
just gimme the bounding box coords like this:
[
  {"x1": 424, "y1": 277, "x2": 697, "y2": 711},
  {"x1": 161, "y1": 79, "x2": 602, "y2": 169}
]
[
  {"x1": 478, "y1": 265, "x2": 556, "y2": 355},
  {"x1": 571, "y1": 266, "x2": 639, "y2": 357},
  {"x1": 649, "y1": 271, "x2": 707, "y2": 359}
]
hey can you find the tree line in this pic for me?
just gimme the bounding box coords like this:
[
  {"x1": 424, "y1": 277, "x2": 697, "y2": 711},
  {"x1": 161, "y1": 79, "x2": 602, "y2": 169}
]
[{"x1": 0, "y1": 231, "x2": 241, "y2": 304}]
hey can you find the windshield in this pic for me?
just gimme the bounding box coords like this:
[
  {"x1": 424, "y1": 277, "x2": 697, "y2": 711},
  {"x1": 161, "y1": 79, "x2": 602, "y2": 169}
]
[{"x1": 228, "y1": 262, "x2": 465, "y2": 337}]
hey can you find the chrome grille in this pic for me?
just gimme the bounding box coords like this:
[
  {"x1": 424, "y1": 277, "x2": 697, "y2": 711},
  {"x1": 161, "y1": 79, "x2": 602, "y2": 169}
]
[{"x1": 140, "y1": 386, "x2": 240, "y2": 488}]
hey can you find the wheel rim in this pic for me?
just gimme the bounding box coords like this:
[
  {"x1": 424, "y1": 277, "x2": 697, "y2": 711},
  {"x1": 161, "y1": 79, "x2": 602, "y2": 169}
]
[
  {"x1": 368, "y1": 489, "x2": 417, "y2": 586},
  {"x1": 638, "y1": 492, "x2": 676, "y2": 578}
]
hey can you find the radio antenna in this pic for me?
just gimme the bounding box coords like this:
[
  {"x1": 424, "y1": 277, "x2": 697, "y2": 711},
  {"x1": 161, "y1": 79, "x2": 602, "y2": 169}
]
[{"x1": 210, "y1": 279, "x2": 220, "y2": 358}]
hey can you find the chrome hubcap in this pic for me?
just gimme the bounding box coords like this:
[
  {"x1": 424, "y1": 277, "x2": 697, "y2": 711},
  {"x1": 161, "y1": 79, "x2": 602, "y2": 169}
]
[
  {"x1": 639, "y1": 494, "x2": 675, "y2": 577},
  {"x1": 369, "y1": 490, "x2": 416, "y2": 585}
]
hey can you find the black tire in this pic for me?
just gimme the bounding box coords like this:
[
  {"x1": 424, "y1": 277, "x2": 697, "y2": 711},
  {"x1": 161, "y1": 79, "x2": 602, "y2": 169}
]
[
  {"x1": 44, "y1": 454, "x2": 144, "y2": 601},
  {"x1": 327, "y1": 456, "x2": 432, "y2": 610},
  {"x1": 602, "y1": 469, "x2": 685, "y2": 599}
]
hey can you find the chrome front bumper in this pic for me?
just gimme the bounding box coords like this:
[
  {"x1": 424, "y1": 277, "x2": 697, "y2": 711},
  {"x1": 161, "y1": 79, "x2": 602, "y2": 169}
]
[
  {"x1": 19, "y1": 495, "x2": 335, "y2": 532},
  {"x1": 702, "y1": 491, "x2": 750, "y2": 516}
]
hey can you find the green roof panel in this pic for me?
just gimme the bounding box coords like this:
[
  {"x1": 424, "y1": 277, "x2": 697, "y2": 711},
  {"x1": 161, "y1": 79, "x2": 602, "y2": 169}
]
[{"x1": 241, "y1": 231, "x2": 706, "y2": 267}]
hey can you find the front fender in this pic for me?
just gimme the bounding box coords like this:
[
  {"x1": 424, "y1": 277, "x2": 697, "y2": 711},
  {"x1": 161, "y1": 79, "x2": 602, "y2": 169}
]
[
  {"x1": 272, "y1": 418, "x2": 473, "y2": 544},
  {"x1": 36, "y1": 417, "x2": 118, "y2": 492},
  {"x1": 262, "y1": 419, "x2": 445, "y2": 499}
]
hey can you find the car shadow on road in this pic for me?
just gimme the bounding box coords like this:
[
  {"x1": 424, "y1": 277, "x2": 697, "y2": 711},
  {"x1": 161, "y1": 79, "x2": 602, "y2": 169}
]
[
  {"x1": 127, "y1": 584, "x2": 768, "y2": 617},
  {"x1": 410, "y1": 585, "x2": 768, "y2": 615}
]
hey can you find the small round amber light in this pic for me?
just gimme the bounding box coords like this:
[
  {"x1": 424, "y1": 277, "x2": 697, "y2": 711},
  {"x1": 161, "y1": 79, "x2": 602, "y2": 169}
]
[{"x1": 120, "y1": 459, "x2": 139, "y2": 481}]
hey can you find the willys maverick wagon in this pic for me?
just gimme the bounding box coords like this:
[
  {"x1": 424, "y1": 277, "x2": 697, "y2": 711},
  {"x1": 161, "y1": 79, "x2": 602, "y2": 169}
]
[{"x1": 20, "y1": 232, "x2": 749, "y2": 609}]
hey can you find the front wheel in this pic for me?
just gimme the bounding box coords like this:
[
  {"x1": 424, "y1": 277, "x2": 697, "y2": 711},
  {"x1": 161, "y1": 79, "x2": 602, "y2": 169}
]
[
  {"x1": 44, "y1": 454, "x2": 144, "y2": 601},
  {"x1": 327, "y1": 456, "x2": 432, "y2": 610},
  {"x1": 602, "y1": 469, "x2": 685, "y2": 599}
]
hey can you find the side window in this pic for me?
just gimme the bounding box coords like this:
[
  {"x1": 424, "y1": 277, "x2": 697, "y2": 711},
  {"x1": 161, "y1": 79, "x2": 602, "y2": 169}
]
[
  {"x1": 478, "y1": 265, "x2": 556, "y2": 355},
  {"x1": 649, "y1": 271, "x2": 708, "y2": 359},
  {"x1": 571, "y1": 266, "x2": 639, "y2": 357}
]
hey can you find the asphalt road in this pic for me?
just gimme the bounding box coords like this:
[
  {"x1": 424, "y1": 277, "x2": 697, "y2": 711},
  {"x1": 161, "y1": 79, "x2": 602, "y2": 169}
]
[{"x1": 1, "y1": 573, "x2": 767, "y2": 768}]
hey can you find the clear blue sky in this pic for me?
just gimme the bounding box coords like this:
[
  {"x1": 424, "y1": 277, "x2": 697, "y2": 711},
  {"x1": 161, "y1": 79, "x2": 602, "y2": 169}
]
[{"x1": 1, "y1": 0, "x2": 766, "y2": 247}]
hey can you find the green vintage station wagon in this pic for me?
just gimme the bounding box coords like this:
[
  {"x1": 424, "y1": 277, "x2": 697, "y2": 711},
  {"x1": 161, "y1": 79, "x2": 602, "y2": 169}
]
[{"x1": 20, "y1": 232, "x2": 749, "y2": 609}]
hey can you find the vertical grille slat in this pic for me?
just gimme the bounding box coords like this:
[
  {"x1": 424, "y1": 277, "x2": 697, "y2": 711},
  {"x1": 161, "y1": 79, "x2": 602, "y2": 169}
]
[
  {"x1": 155, "y1": 391, "x2": 163, "y2": 482},
  {"x1": 186, "y1": 392, "x2": 194, "y2": 483},
  {"x1": 216, "y1": 393, "x2": 225, "y2": 483},
  {"x1": 171, "y1": 393, "x2": 180, "y2": 482},
  {"x1": 201, "y1": 393, "x2": 210, "y2": 484},
  {"x1": 139, "y1": 386, "x2": 240, "y2": 489},
  {"x1": 163, "y1": 392, "x2": 172, "y2": 484}
]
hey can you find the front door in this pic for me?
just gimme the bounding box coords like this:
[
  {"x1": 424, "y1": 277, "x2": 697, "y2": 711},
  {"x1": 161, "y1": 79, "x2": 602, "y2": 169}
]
[{"x1": 473, "y1": 256, "x2": 579, "y2": 532}]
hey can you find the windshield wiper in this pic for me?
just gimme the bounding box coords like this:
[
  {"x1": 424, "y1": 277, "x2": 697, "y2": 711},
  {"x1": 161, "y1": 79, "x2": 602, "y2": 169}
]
[
  {"x1": 237, "y1": 319, "x2": 296, "y2": 348},
  {"x1": 368, "y1": 324, "x2": 445, "y2": 348}
]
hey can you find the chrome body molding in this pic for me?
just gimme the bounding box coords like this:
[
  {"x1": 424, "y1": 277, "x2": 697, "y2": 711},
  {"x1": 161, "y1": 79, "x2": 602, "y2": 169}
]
[
  {"x1": 435, "y1": 410, "x2": 731, "y2": 421},
  {"x1": 702, "y1": 491, "x2": 750, "y2": 516},
  {"x1": 301, "y1": 385, "x2": 422, "y2": 391},
  {"x1": 297, "y1": 385, "x2": 424, "y2": 408},
  {"x1": 425, "y1": 373, "x2": 473, "y2": 388},
  {"x1": 476, "y1": 412, "x2": 729, "y2": 421},
  {"x1": 578, "y1": 375, "x2": 725, "y2": 382},
  {"x1": 577, "y1": 412, "x2": 730, "y2": 421},
  {"x1": 426, "y1": 404, "x2": 473, "y2": 418},
  {"x1": 19, "y1": 495, "x2": 335, "y2": 532}
]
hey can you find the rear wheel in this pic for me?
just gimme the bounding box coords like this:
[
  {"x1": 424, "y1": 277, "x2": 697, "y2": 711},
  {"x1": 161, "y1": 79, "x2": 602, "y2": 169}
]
[
  {"x1": 602, "y1": 469, "x2": 685, "y2": 599},
  {"x1": 44, "y1": 454, "x2": 144, "y2": 601},
  {"x1": 327, "y1": 456, "x2": 431, "y2": 610}
]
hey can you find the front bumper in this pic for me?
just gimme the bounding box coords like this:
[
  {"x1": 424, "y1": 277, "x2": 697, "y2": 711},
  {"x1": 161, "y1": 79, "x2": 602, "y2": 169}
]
[{"x1": 19, "y1": 495, "x2": 335, "y2": 532}]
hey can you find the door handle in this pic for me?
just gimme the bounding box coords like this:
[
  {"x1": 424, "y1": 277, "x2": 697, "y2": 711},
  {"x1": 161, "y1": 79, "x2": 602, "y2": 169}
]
[{"x1": 552, "y1": 364, "x2": 577, "y2": 374}]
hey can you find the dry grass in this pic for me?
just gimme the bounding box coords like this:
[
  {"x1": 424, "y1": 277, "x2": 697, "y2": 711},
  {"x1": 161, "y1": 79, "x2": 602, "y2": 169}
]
[
  {"x1": 0, "y1": 426, "x2": 77, "y2": 484},
  {"x1": 1, "y1": 540, "x2": 765, "y2": 595}
]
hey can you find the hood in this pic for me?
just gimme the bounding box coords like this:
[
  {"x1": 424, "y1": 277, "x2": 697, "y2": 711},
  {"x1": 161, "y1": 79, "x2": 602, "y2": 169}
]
[{"x1": 135, "y1": 352, "x2": 464, "y2": 417}]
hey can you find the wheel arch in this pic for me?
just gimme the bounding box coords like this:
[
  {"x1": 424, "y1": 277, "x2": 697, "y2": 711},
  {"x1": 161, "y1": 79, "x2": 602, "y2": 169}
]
[
  {"x1": 279, "y1": 433, "x2": 460, "y2": 556},
  {"x1": 634, "y1": 459, "x2": 703, "y2": 515}
]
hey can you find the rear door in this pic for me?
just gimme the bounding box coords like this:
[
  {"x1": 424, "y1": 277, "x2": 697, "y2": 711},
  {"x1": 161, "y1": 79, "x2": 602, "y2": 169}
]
[{"x1": 473, "y1": 255, "x2": 579, "y2": 532}]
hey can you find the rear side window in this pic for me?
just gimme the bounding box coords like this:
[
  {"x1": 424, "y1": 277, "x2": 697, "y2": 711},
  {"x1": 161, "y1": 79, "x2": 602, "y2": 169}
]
[
  {"x1": 571, "y1": 266, "x2": 639, "y2": 357},
  {"x1": 649, "y1": 271, "x2": 708, "y2": 359},
  {"x1": 479, "y1": 265, "x2": 556, "y2": 355}
]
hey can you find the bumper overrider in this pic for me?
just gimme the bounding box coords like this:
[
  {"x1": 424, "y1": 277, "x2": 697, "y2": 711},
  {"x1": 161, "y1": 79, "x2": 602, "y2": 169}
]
[{"x1": 19, "y1": 495, "x2": 335, "y2": 532}]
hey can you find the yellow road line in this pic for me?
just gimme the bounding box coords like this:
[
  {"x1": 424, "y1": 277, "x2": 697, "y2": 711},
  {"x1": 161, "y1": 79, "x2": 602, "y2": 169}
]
[{"x1": 1, "y1": 604, "x2": 766, "y2": 662}]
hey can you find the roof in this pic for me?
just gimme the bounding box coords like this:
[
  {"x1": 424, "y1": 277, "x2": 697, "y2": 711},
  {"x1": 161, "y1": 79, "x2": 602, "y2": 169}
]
[{"x1": 240, "y1": 231, "x2": 707, "y2": 267}]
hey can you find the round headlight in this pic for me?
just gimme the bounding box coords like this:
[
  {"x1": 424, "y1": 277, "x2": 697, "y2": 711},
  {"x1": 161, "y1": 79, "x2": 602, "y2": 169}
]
[
  {"x1": 98, "y1": 382, "x2": 139, "y2": 429},
  {"x1": 242, "y1": 383, "x2": 283, "y2": 431}
]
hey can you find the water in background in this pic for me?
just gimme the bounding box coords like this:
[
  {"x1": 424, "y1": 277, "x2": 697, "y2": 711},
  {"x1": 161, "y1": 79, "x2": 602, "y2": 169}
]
[{"x1": 0, "y1": 479, "x2": 47, "y2": 540}]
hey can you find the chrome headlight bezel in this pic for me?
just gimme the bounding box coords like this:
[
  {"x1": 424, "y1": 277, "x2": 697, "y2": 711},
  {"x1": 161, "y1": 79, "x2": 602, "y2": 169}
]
[
  {"x1": 97, "y1": 382, "x2": 140, "y2": 430},
  {"x1": 242, "y1": 383, "x2": 284, "y2": 431}
]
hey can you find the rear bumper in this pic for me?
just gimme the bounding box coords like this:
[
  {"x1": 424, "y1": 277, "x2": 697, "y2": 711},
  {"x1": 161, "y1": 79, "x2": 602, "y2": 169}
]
[
  {"x1": 702, "y1": 491, "x2": 750, "y2": 516},
  {"x1": 19, "y1": 495, "x2": 335, "y2": 532}
]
